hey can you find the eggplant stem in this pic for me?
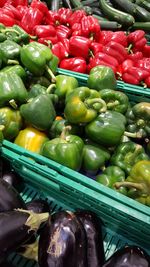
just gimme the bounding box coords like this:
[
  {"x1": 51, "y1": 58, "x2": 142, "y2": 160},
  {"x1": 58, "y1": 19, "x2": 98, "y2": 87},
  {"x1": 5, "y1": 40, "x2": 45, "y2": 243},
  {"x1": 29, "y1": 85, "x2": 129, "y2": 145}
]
[
  {"x1": 114, "y1": 181, "x2": 144, "y2": 191},
  {"x1": 18, "y1": 239, "x2": 39, "y2": 262}
]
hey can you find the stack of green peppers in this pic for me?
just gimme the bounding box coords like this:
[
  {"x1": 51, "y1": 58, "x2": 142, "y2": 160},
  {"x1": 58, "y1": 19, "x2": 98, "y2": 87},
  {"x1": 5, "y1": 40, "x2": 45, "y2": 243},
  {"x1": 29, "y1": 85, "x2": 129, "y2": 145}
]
[{"x1": 0, "y1": 33, "x2": 149, "y2": 208}]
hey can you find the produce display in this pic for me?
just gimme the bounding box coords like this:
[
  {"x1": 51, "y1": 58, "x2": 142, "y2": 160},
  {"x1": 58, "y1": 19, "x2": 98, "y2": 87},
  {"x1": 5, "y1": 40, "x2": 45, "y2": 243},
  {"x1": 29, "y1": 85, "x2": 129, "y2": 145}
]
[
  {"x1": 0, "y1": 158, "x2": 149, "y2": 267},
  {"x1": 0, "y1": 1, "x2": 150, "y2": 87}
]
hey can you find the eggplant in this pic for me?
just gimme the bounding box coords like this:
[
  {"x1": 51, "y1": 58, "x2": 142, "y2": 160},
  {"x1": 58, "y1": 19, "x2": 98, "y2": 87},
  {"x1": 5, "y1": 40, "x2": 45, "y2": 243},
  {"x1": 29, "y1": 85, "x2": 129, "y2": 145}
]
[
  {"x1": 103, "y1": 246, "x2": 150, "y2": 267},
  {"x1": 1, "y1": 170, "x2": 23, "y2": 192},
  {"x1": 75, "y1": 210, "x2": 105, "y2": 267},
  {"x1": 38, "y1": 210, "x2": 87, "y2": 267},
  {"x1": 0, "y1": 209, "x2": 49, "y2": 257},
  {"x1": 26, "y1": 199, "x2": 51, "y2": 214},
  {"x1": 0, "y1": 179, "x2": 26, "y2": 212},
  {"x1": 1, "y1": 261, "x2": 15, "y2": 267}
]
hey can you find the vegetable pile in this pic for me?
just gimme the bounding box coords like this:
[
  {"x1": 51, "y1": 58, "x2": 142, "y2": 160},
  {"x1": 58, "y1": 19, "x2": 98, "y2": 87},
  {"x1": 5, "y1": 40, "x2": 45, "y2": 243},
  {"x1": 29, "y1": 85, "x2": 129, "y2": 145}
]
[
  {"x1": 0, "y1": 34, "x2": 148, "y2": 206},
  {"x1": 0, "y1": 158, "x2": 150, "y2": 266},
  {"x1": 0, "y1": 1, "x2": 150, "y2": 87}
]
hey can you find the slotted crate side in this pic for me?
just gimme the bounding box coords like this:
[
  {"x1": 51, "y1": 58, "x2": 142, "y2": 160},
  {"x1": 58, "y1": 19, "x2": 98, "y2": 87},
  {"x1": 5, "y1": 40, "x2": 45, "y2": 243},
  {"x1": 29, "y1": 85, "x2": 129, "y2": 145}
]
[{"x1": 1, "y1": 143, "x2": 150, "y2": 250}]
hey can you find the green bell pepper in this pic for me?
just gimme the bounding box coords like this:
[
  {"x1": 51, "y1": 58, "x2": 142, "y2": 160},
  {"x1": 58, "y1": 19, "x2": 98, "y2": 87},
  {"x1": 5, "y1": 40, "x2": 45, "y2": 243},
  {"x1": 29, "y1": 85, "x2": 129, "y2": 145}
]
[
  {"x1": 0, "y1": 65, "x2": 26, "y2": 80},
  {"x1": 85, "y1": 111, "x2": 127, "y2": 147},
  {"x1": 42, "y1": 126, "x2": 84, "y2": 171},
  {"x1": 49, "y1": 118, "x2": 82, "y2": 139},
  {"x1": 87, "y1": 66, "x2": 117, "y2": 91},
  {"x1": 27, "y1": 84, "x2": 58, "y2": 106},
  {"x1": 27, "y1": 76, "x2": 51, "y2": 88},
  {"x1": 0, "y1": 107, "x2": 22, "y2": 140},
  {"x1": 126, "y1": 102, "x2": 150, "y2": 140},
  {"x1": 64, "y1": 87, "x2": 107, "y2": 124},
  {"x1": 20, "y1": 94, "x2": 56, "y2": 131},
  {"x1": 47, "y1": 54, "x2": 59, "y2": 74},
  {"x1": 111, "y1": 141, "x2": 149, "y2": 175},
  {"x1": 82, "y1": 144, "x2": 110, "y2": 175},
  {"x1": 96, "y1": 166, "x2": 127, "y2": 195},
  {"x1": 0, "y1": 72, "x2": 28, "y2": 108},
  {"x1": 0, "y1": 40, "x2": 21, "y2": 65},
  {"x1": 52, "y1": 75, "x2": 79, "y2": 100},
  {"x1": 20, "y1": 42, "x2": 55, "y2": 79},
  {"x1": 100, "y1": 89, "x2": 129, "y2": 114},
  {"x1": 115, "y1": 160, "x2": 150, "y2": 206}
]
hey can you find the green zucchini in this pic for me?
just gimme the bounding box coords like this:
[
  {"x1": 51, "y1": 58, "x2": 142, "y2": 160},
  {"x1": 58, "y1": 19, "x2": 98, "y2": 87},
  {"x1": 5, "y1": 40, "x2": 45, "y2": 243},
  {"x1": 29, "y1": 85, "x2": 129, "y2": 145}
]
[
  {"x1": 135, "y1": 0, "x2": 150, "y2": 11},
  {"x1": 81, "y1": 0, "x2": 98, "y2": 6},
  {"x1": 110, "y1": 0, "x2": 136, "y2": 15},
  {"x1": 132, "y1": 21, "x2": 150, "y2": 31},
  {"x1": 99, "y1": 0, "x2": 135, "y2": 27},
  {"x1": 62, "y1": 0, "x2": 72, "y2": 9},
  {"x1": 69, "y1": 0, "x2": 83, "y2": 8},
  {"x1": 93, "y1": 14, "x2": 109, "y2": 21},
  {"x1": 73, "y1": 5, "x2": 93, "y2": 14},
  {"x1": 96, "y1": 19, "x2": 122, "y2": 29},
  {"x1": 135, "y1": 5, "x2": 150, "y2": 21},
  {"x1": 50, "y1": 0, "x2": 61, "y2": 11}
]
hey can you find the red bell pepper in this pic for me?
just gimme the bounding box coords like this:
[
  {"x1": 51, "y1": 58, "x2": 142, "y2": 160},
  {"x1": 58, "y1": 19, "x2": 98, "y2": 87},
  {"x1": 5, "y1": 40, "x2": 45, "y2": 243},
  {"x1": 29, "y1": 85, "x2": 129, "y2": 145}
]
[
  {"x1": 69, "y1": 36, "x2": 91, "y2": 59},
  {"x1": 52, "y1": 41, "x2": 69, "y2": 61},
  {"x1": 61, "y1": 38, "x2": 70, "y2": 53},
  {"x1": 90, "y1": 42, "x2": 103, "y2": 56},
  {"x1": 122, "y1": 73, "x2": 139, "y2": 85},
  {"x1": 122, "y1": 67, "x2": 149, "y2": 85},
  {"x1": 3, "y1": 3, "x2": 23, "y2": 20},
  {"x1": 59, "y1": 57, "x2": 87, "y2": 73},
  {"x1": 142, "y1": 45, "x2": 150, "y2": 58},
  {"x1": 16, "y1": 5, "x2": 28, "y2": 16},
  {"x1": 127, "y1": 51, "x2": 143, "y2": 61},
  {"x1": 95, "y1": 52, "x2": 119, "y2": 68},
  {"x1": 33, "y1": 25, "x2": 56, "y2": 38},
  {"x1": 68, "y1": 10, "x2": 86, "y2": 27},
  {"x1": 0, "y1": 11, "x2": 16, "y2": 26},
  {"x1": 127, "y1": 30, "x2": 147, "y2": 52},
  {"x1": 87, "y1": 57, "x2": 117, "y2": 74},
  {"x1": 44, "y1": 10, "x2": 60, "y2": 26},
  {"x1": 110, "y1": 31, "x2": 128, "y2": 47},
  {"x1": 118, "y1": 59, "x2": 134, "y2": 76},
  {"x1": 56, "y1": 25, "x2": 71, "y2": 41},
  {"x1": 80, "y1": 15, "x2": 101, "y2": 42},
  {"x1": 71, "y1": 23, "x2": 82, "y2": 36},
  {"x1": 99, "y1": 31, "x2": 113, "y2": 45},
  {"x1": 135, "y1": 58, "x2": 150, "y2": 73},
  {"x1": 21, "y1": 7, "x2": 43, "y2": 34},
  {"x1": 1, "y1": 7, "x2": 15, "y2": 18},
  {"x1": 58, "y1": 8, "x2": 73, "y2": 25},
  {"x1": 103, "y1": 41, "x2": 128, "y2": 64},
  {"x1": 9, "y1": 0, "x2": 28, "y2": 6},
  {"x1": 38, "y1": 35, "x2": 58, "y2": 45},
  {"x1": 30, "y1": 0, "x2": 48, "y2": 15}
]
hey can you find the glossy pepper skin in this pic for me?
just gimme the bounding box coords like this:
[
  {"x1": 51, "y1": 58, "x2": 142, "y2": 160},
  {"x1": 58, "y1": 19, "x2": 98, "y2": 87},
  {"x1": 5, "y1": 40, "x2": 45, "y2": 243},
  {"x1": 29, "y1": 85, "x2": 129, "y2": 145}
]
[
  {"x1": 115, "y1": 160, "x2": 150, "y2": 206},
  {"x1": 125, "y1": 102, "x2": 150, "y2": 140},
  {"x1": 54, "y1": 74, "x2": 78, "y2": 100},
  {"x1": 0, "y1": 65, "x2": 26, "y2": 81},
  {"x1": 42, "y1": 126, "x2": 84, "y2": 171},
  {"x1": 0, "y1": 73, "x2": 28, "y2": 108},
  {"x1": 64, "y1": 87, "x2": 107, "y2": 124},
  {"x1": 20, "y1": 94, "x2": 56, "y2": 131},
  {"x1": 100, "y1": 89, "x2": 129, "y2": 114},
  {"x1": 20, "y1": 42, "x2": 54, "y2": 78},
  {"x1": 80, "y1": 15, "x2": 101, "y2": 42},
  {"x1": 59, "y1": 57, "x2": 87, "y2": 73},
  {"x1": 96, "y1": 166, "x2": 127, "y2": 195},
  {"x1": 127, "y1": 30, "x2": 147, "y2": 52},
  {"x1": 111, "y1": 141, "x2": 149, "y2": 175},
  {"x1": 122, "y1": 67, "x2": 149, "y2": 85},
  {"x1": 0, "y1": 39, "x2": 21, "y2": 66},
  {"x1": 103, "y1": 245, "x2": 150, "y2": 267},
  {"x1": 85, "y1": 111, "x2": 126, "y2": 147},
  {"x1": 21, "y1": 7, "x2": 43, "y2": 34},
  {"x1": 103, "y1": 41, "x2": 128, "y2": 64},
  {"x1": 87, "y1": 65, "x2": 117, "y2": 91},
  {"x1": 14, "y1": 126, "x2": 49, "y2": 154},
  {"x1": 82, "y1": 144, "x2": 110, "y2": 175},
  {"x1": 0, "y1": 107, "x2": 22, "y2": 140},
  {"x1": 69, "y1": 36, "x2": 91, "y2": 59}
]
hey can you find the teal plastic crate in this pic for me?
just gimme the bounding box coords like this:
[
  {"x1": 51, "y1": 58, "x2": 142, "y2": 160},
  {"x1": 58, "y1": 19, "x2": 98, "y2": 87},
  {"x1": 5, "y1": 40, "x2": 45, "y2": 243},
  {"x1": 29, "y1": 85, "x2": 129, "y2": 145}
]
[
  {"x1": 1, "y1": 154, "x2": 148, "y2": 266},
  {"x1": 1, "y1": 139, "x2": 150, "y2": 253},
  {"x1": 57, "y1": 68, "x2": 150, "y2": 101}
]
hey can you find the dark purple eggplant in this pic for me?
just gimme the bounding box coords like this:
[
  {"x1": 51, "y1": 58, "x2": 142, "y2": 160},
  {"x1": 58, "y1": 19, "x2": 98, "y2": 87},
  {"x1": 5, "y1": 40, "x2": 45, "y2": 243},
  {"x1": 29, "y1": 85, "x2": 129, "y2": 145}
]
[
  {"x1": 0, "y1": 179, "x2": 26, "y2": 212},
  {"x1": 75, "y1": 210, "x2": 105, "y2": 267},
  {"x1": 103, "y1": 246, "x2": 150, "y2": 267},
  {"x1": 1, "y1": 170, "x2": 23, "y2": 192},
  {"x1": 1, "y1": 261, "x2": 15, "y2": 267},
  {"x1": 0, "y1": 209, "x2": 49, "y2": 257},
  {"x1": 26, "y1": 199, "x2": 51, "y2": 214},
  {"x1": 38, "y1": 210, "x2": 87, "y2": 267}
]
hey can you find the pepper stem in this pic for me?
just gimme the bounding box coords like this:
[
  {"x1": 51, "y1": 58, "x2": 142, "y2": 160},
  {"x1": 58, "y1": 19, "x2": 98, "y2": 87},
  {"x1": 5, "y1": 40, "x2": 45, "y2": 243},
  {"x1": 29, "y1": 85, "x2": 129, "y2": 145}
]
[
  {"x1": 7, "y1": 59, "x2": 19, "y2": 65},
  {"x1": 60, "y1": 126, "x2": 72, "y2": 140},
  {"x1": 85, "y1": 98, "x2": 107, "y2": 113},
  {"x1": 46, "y1": 84, "x2": 56, "y2": 94},
  {"x1": 114, "y1": 181, "x2": 144, "y2": 191},
  {"x1": 0, "y1": 125, "x2": 5, "y2": 131},
  {"x1": 45, "y1": 65, "x2": 56, "y2": 83},
  {"x1": 107, "y1": 100, "x2": 120, "y2": 109},
  {"x1": 9, "y1": 99, "x2": 18, "y2": 109},
  {"x1": 124, "y1": 131, "x2": 142, "y2": 139},
  {"x1": 1, "y1": 28, "x2": 20, "y2": 35}
]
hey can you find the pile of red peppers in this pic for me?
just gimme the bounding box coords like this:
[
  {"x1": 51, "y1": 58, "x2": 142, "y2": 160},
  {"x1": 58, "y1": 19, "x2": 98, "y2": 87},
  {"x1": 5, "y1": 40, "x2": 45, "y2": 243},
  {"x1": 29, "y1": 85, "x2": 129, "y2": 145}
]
[{"x1": 1, "y1": 0, "x2": 150, "y2": 87}]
